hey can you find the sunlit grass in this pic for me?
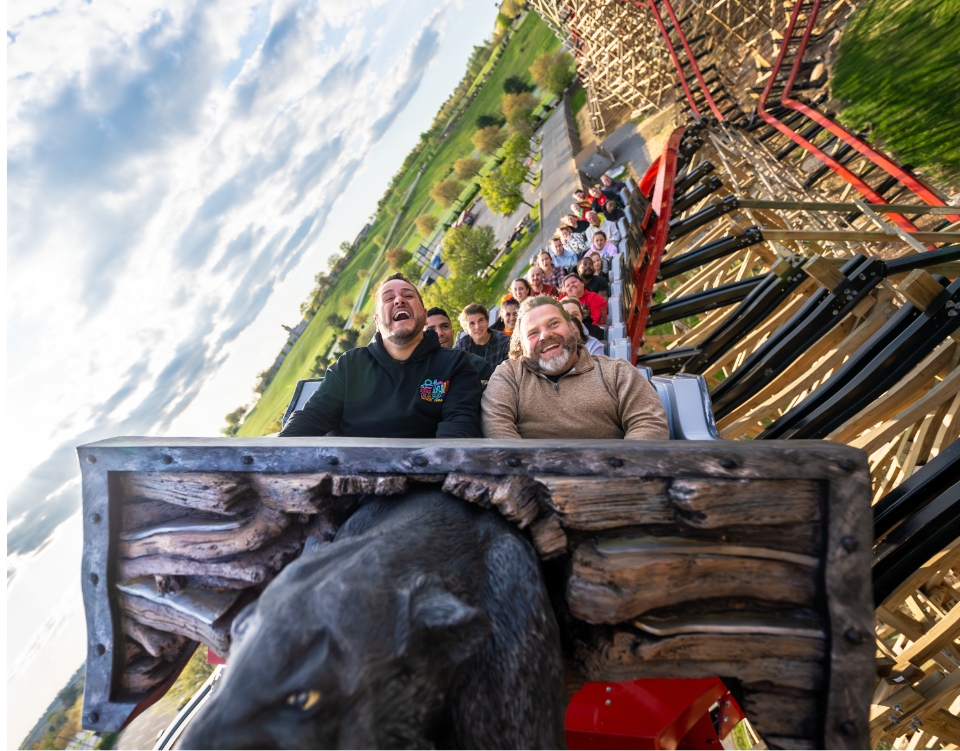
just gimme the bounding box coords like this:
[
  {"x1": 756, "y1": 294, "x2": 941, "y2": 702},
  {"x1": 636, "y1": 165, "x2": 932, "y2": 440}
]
[{"x1": 832, "y1": 0, "x2": 960, "y2": 182}]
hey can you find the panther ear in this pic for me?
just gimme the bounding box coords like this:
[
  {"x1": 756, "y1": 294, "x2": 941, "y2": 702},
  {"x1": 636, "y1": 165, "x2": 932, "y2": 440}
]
[
  {"x1": 410, "y1": 589, "x2": 490, "y2": 664},
  {"x1": 230, "y1": 600, "x2": 261, "y2": 645}
]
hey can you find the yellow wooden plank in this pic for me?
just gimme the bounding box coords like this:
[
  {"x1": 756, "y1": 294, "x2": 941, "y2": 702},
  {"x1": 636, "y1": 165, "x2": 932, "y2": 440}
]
[{"x1": 851, "y1": 364, "x2": 960, "y2": 454}]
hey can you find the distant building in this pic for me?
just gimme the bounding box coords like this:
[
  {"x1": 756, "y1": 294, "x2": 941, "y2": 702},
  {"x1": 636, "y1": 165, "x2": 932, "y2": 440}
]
[
  {"x1": 281, "y1": 320, "x2": 308, "y2": 347},
  {"x1": 256, "y1": 319, "x2": 311, "y2": 393},
  {"x1": 352, "y1": 223, "x2": 372, "y2": 249}
]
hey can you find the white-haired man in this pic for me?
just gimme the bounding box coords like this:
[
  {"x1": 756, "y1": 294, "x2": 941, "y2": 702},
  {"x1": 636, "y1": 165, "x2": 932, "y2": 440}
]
[{"x1": 481, "y1": 296, "x2": 668, "y2": 440}]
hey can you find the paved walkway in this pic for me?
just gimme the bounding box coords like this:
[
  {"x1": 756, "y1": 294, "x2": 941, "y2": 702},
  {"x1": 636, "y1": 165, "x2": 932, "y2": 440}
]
[
  {"x1": 536, "y1": 106, "x2": 582, "y2": 247},
  {"x1": 599, "y1": 120, "x2": 655, "y2": 180},
  {"x1": 117, "y1": 698, "x2": 180, "y2": 749},
  {"x1": 472, "y1": 106, "x2": 582, "y2": 284}
]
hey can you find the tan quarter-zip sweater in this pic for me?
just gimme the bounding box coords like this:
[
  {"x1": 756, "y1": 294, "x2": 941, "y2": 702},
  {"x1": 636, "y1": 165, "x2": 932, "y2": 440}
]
[{"x1": 481, "y1": 346, "x2": 670, "y2": 440}]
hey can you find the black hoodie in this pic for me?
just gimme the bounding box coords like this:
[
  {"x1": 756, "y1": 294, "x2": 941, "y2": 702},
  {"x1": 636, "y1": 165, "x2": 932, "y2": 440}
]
[{"x1": 279, "y1": 329, "x2": 483, "y2": 438}]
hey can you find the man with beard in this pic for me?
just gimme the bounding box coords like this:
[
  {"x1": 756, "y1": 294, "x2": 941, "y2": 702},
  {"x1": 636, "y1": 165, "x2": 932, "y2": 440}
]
[
  {"x1": 481, "y1": 296, "x2": 668, "y2": 440},
  {"x1": 279, "y1": 274, "x2": 483, "y2": 438},
  {"x1": 577, "y1": 256, "x2": 609, "y2": 298}
]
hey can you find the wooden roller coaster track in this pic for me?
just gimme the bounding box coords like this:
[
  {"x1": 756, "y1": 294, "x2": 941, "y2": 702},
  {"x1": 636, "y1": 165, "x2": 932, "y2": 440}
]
[
  {"x1": 74, "y1": 2, "x2": 959, "y2": 748},
  {"x1": 528, "y1": 0, "x2": 960, "y2": 746}
]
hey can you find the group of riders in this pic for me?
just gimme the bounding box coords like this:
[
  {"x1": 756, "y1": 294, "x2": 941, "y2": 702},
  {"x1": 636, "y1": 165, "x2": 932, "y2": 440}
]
[{"x1": 279, "y1": 173, "x2": 667, "y2": 443}]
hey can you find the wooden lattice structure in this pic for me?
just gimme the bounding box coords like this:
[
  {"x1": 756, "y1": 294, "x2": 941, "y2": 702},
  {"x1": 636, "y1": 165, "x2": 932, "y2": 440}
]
[
  {"x1": 527, "y1": 0, "x2": 796, "y2": 136},
  {"x1": 529, "y1": 0, "x2": 674, "y2": 134},
  {"x1": 618, "y1": 124, "x2": 960, "y2": 749}
]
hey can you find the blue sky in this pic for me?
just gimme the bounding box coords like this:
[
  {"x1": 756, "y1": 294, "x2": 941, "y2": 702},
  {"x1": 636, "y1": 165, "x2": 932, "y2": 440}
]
[{"x1": 5, "y1": 0, "x2": 503, "y2": 742}]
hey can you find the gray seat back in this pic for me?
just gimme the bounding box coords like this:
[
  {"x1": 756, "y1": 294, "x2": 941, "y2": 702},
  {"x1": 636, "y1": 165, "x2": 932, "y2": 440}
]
[
  {"x1": 650, "y1": 373, "x2": 721, "y2": 440},
  {"x1": 283, "y1": 372, "x2": 721, "y2": 443},
  {"x1": 282, "y1": 379, "x2": 323, "y2": 427}
]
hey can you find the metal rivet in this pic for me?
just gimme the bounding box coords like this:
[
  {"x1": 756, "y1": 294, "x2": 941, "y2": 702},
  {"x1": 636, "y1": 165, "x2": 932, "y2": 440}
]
[
  {"x1": 889, "y1": 715, "x2": 900, "y2": 724},
  {"x1": 240, "y1": 455, "x2": 254, "y2": 465},
  {"x1": 88, "y1": 712, "x2": 99, "y2": 724},
  {"x1": 893, "y1": 704, "x2": 903, "y2": 714},
  {"x1": 89, "y1": 573, "x2": 99, "y2": 585},
  {"x1": 839, "y1": 458, "x2": 855, "y2": 471},
  {"x1": 606, "y1": 686, "x2": 612, "y2": 692},
  {"x1": 840, "y1": 721, "x2": 856, "y2": 737},
  {"x1": 845, "y1": 628, "x2": 863, "y2": 645},
  {"x1": 608, "y1": 458, "x2": 624, "y2": 468},
  {"x1": 720, "y1": 458, "x2": 736, "y2": 469},
  {"x1": 161, "y1": 454, "x2": 174, "y2": 464},
  {"x1": 95, "y1": 644, "x2": 106, "y2": 656},
  {"x1": 723, "y1": 716, "x2": 729, "y2": 722},
  {"x1": 841, "y1": 536, "x2": 858, "y2": 552},
  {"x1": 604, "y1": 699, "x2": 612, "y2": 706},
  {"x1": 506, "y1": 456, "x2": 521, "y2": 468},
  {"x1": 326, "y1": 456, "x2": 339, "y2": 466},
  {"x1": 86, "y1": 455, "x2": 97, "y2": 464},
  {"x1": 89, "y1": 513, "x2": 101, "y2": 524},
  {"x1": 413, "y1": 456, "x2": 428, "y2": 467}
]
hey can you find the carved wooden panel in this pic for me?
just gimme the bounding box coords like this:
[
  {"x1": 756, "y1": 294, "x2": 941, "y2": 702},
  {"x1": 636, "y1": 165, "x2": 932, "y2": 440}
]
[{"x1": 78, "y1": 437, "x2": 872, "y2": 748}]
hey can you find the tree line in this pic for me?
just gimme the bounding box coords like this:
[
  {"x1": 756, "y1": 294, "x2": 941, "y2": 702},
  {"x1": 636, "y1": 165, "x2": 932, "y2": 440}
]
[{"x1": 417, "y1": 48, "x2": 575, "y2": 230}]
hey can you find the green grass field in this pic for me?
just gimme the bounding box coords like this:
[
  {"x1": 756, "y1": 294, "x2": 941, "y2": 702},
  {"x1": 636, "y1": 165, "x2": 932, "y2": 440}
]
[
  {"x1": 237, "y1": 12, "x2": 561, "y2": 437},
  {"x1": 237, "y1": 238, "x2": 381, "y2": 436},
  {"x1": 392, "y1": 12, "x2": 560, "y2": 245},
  {"x1": 832, "y1": 0, "x2": 960, "y2": 182},
  {"x1": 570, "y1": 88, "x2": 586, "y2": 117}
]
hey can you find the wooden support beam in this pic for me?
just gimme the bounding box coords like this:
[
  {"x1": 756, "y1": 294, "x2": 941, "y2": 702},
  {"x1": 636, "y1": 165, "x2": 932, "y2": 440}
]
[
  {"x1": 762, "y1": 230, "x2": 960, "y2": 244},
  {"x1": 719, "y1": 295, "x2": 892, "y2": 434},
  {"x1": 898, "y1": 269, "x2": 950, "y2": 311},
  {"x1": 894, "y1": 605, "x2": 960, "y2": 672},
  {"x1": 919, "y1": 708, "x2": 960, "y2": 745},
  {"x1": 802, "y1": 254, "x2": 847, "y2": 291},
  {"x1": 738, "y1": 200, "x2": 960, "y2": 215},
  {"x1": 848, "y1": 363, "x2": 960, "y2": 454}
]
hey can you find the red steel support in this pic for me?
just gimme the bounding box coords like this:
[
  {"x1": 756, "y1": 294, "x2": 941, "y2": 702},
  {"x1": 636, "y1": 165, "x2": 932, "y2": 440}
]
[
  {"x1": 644, "y1": 1, "x2": 703, "y2": 117},
  {"x1": 757, "y1": 0, "x2": 959, "y2": 226},
  {"x1": 627, "y1": 126, "x2": 686, "y2": 361},
  {"x1": 657, "y1": 0, "x2": 726, "y2": 121}
]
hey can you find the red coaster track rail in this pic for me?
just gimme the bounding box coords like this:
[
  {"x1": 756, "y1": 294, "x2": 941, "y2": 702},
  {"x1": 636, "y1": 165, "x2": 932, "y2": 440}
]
[
  {"x1": 625, "y1": 126, "x2": 686, "y2": 358},
  {"x1": 755, "y1": 0, "x2": 959, "y2": 227},
  {"x1": 645, "y1": 0, "x2": 727, "y2": 121}
]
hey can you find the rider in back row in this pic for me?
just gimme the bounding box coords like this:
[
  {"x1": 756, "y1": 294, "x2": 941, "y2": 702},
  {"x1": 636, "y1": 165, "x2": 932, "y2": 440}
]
[{"x1": 279, "y1": 273, "x2": 668, "y2": 441}]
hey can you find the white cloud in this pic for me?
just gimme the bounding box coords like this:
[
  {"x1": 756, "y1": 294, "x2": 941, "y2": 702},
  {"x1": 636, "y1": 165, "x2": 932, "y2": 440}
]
[
  {"x1": 7, "y1": 0, "x2": 459, "y2": 545},
  {"x1": 6, "y1": 0, "x2": 501, "y2": 741}
]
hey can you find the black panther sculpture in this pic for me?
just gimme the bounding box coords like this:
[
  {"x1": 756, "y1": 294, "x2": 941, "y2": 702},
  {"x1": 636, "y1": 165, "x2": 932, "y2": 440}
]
[{"x1": 180, "y1": 488, "x2": 566, "y2": 749}]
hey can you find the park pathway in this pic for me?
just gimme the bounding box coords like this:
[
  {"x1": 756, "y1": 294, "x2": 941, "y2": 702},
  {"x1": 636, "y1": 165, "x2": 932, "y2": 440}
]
[{"x1": 473, "y1": 105, "x2": 582, "y2": 289}]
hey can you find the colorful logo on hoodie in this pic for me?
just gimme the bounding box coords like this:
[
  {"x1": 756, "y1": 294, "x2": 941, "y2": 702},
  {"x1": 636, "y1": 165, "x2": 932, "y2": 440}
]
[{"x1": 420, "y1": 378, "x2": 449, "y2": 403}]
